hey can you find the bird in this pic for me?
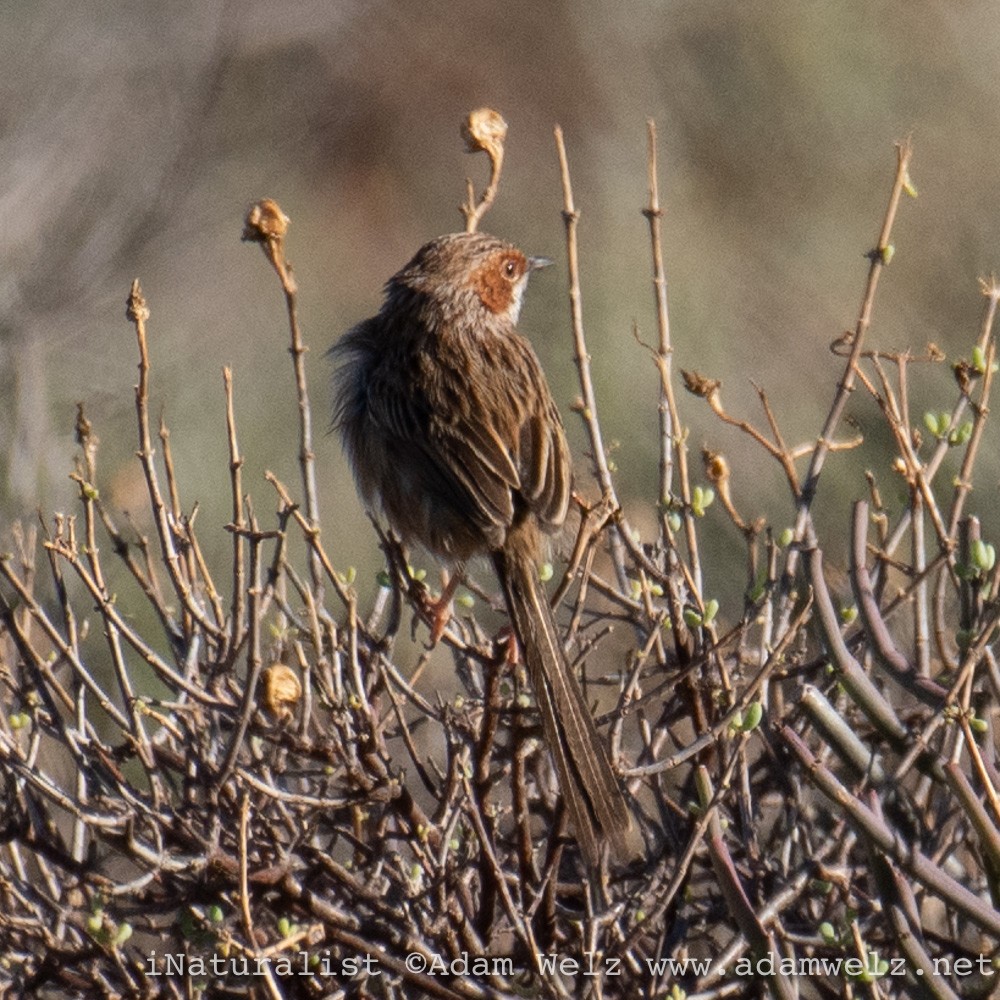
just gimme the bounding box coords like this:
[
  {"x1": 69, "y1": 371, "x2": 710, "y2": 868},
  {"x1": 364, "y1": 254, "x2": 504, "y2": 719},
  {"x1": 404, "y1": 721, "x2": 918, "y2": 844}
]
[{"x1": 330, "y1": 231, "x2": 642, "y2": 867}]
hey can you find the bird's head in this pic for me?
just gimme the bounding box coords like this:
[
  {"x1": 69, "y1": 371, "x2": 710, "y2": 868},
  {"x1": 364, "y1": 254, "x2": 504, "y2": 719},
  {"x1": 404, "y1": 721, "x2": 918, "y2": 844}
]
[{"x1": 393, "y1": 232, "x2": 552, "y2": 328}]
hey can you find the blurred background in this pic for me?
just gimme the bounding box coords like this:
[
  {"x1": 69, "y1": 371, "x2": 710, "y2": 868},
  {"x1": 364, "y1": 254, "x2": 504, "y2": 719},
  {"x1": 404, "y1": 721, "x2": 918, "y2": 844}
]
[{"x1": 3, "y1": 0, "x2": 1000, "y2": 612}]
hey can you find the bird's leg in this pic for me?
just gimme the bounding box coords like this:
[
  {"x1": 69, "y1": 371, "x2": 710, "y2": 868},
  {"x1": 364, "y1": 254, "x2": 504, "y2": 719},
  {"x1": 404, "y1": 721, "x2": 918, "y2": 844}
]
[
  {"x1": 418, "y1": 567, "x2": 463, "y2": 645},
  {"x1": 495, "y1": 624, "x2": 519, "y2": 665}
]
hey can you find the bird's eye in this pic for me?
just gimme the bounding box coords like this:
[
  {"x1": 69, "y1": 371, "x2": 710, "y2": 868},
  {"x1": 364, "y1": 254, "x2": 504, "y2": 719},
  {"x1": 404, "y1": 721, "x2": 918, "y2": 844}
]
[{"x1": 503, "y1": 259, "x2": 518, "y2": 279}]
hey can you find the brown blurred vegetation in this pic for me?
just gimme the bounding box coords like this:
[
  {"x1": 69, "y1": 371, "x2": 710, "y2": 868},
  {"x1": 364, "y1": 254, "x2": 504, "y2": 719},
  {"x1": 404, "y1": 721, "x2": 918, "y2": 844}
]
[{"x1": 4, "y1": 1, "x2": 1000, "y2": 571}]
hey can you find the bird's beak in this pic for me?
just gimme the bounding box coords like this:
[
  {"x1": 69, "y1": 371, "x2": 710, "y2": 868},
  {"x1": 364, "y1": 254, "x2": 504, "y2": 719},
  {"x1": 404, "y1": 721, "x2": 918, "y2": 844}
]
[{"x1": 528, "y1": 255, "x2": 554, "y2": 272}]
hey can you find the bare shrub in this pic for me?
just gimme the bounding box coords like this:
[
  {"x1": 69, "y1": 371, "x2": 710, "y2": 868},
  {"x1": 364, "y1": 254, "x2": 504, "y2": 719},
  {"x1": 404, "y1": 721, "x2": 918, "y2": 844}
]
[{"x1": 1, "y1": 122, "x2": 998, "y2": 1000}]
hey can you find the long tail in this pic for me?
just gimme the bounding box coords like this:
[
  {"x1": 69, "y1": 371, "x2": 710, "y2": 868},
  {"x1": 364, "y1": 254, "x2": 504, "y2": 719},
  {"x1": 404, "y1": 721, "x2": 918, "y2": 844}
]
[{"x1": 493, "y1": 544, "x2": 642, "y2": 867}]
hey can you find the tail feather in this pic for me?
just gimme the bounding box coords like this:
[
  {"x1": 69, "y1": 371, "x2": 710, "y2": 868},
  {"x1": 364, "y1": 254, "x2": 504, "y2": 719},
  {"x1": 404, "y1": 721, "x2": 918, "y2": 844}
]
[{"x1": 493, "y1": 546, "x2": 642, "y2": 866}]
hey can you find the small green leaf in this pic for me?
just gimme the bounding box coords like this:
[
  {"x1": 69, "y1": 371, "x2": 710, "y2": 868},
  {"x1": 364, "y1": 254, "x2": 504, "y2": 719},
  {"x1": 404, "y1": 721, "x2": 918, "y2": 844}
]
[
  {"x1": 923, "y1": 411, "x2": 944, "y2": 438},
  {"x1": 741, "y1": 701, "x2": 763, "y2": 732},
  {"x1": 683, "y1": 608, "x2": 702, "y2": 628},
  {"x1": 376, "y1": 570, "x2": 392, "y2": 588},
  {"x1": 702, "y1": 598, "x2": 719, "y2": 625},
  {"x1": 179, "y1": 909, "x2": 198, "y2": 939},
  {"x1": 691, "y1": 486, "x2": 715, "y2": 517},
  {"x1": 748, "y1": 566, "x2": 768, "y2": 602},
  {"x1": 667, "y1": 511, "x2": 682, "y2": 534},
  {"x1": 819, "y1": 921, "x2": 838, "y2": 945},
  {"x1": 538, "y1": 562, "x2": 554, "y2": 583},
  {"x1": 840, "y1": 604, "x2": 858, "y2": 625},
  {"x1": 972, "y1": 540, "x2": 996, "y2": 573},
  {"x1": 949, "y1": 420, "x2": 973, "y2": 446},
  {"x1": 778, "y1": 527, "x2": 794, "y2": 548}
]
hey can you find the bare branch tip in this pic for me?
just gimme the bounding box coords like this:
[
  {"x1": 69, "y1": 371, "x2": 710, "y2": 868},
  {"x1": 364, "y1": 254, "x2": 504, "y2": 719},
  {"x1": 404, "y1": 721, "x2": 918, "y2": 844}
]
[
  {"x1": 461, "y1": 108, "x2": 507, "y2": 161},
  {"x1": 74, "y1": 403, "x2": 92, "y2": 446},
  {"x1": 978, "y1": 274, "x2": 1000, "y2": 302},
  {"x1": 896, "y1": 135, "x2": 914, "y2": 168},
  {"x1": 459, "y1": 108, "x2": 507, "y2": 233},
  {"x1": 126, "y1": 280, "x2": 149, "y2": 324},
  {"x1": 682, "y1": 369, "x2": 721, "y2": 400},
  {"x1": 242, "y1": 198, "x2": 290, "y2": 245}
]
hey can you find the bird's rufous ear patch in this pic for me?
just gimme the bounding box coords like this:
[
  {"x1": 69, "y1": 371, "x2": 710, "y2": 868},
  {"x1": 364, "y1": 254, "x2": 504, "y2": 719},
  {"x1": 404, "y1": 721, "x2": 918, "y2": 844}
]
[{"x1": 471, "y1": 251, "x2": 526, "y2": 314}]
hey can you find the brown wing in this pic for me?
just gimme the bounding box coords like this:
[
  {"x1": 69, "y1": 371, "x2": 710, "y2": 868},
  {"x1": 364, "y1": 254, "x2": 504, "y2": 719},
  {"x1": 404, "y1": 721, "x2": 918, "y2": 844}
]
[
  {"x1": 440, "y1": 331, "x2": 570, "y2": 538},
  {"x1": 432, "y1": 332, "x2": 571, "y2": 544},
  {"x1": 359, "y1": 327, "x2": 570, "y2": 552},
  {"x1": 518, "y1": 390, "x2": 571, "y2": 534}
]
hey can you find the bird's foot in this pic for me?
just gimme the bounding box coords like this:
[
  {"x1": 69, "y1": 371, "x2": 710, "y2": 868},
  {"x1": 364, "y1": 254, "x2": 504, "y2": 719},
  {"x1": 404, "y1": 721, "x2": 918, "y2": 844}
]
[
  {"x1": 415, "y1": 571, "x2": 461, "y2": 645},
  {"x1": 494, "y1": 625, "x2": 520, "y2": 665}
]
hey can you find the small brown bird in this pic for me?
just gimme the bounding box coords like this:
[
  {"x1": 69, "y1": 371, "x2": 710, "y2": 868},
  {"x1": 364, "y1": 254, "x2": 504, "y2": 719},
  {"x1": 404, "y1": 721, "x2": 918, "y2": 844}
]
[{"x1": 330, "y1": 231, "x2": 641, "y2": 866}]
